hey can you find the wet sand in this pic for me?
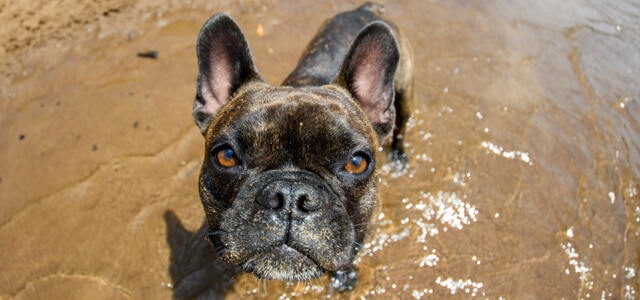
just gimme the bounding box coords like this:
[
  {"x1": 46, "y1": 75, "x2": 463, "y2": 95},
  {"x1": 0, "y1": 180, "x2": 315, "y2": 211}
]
[{"x1": 1, "y1": 0, "x2": 639, "y2": 299}]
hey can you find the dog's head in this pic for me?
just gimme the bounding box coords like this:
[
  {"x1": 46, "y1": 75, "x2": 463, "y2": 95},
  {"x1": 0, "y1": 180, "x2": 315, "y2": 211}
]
[{"x1": 192, "y1": 14, "x2": 400, "y2": 281}]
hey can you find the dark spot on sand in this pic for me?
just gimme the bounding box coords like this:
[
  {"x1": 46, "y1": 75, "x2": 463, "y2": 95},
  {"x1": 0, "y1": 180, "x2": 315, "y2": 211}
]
[{"x1": 137, "y1": 51, "x2": 159, "y2": 59}]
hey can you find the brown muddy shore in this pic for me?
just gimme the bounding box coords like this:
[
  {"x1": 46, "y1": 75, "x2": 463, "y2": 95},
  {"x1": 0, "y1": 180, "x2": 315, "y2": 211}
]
[{"x1": 1, "y1": 0, "x2": 639, "y2": 299}]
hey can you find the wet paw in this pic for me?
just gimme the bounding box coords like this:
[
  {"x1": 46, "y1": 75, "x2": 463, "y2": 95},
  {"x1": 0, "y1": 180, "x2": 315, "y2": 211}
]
[{"x1": 330, "y1": 267, "x2": 358, "y2": 292}]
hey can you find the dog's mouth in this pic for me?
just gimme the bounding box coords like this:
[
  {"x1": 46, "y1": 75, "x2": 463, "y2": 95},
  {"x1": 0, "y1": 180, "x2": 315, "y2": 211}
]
[{"x1": 243, "y1": 244, "x2": 324, "y2": 281}]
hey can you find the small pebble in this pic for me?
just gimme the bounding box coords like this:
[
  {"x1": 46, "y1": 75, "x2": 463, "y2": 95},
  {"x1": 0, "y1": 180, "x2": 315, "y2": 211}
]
[
  {"x1": 137, "y1": 51, "x2": 159, "y2": 59},
  {"x1": 256, "y1": 24, "x2": 265, "y2": 37}
]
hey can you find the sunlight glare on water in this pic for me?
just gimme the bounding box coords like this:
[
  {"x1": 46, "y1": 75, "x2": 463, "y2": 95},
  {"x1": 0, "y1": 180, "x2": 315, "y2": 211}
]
[
  {"x1": 411, "y1": 191, "x2": 478, "y2": 234},
  {"x1": 480, "y1": 141, "x2": 532, "y2": 165}
]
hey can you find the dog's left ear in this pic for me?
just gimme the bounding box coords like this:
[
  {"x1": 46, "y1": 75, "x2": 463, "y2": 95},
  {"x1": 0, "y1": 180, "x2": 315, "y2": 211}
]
[
  {"x1": 334, "y1": 22, "x2": 400, "y2": 141},
  {"x1": 193, "y1": 14, "x2": 263, "y2": 134}
]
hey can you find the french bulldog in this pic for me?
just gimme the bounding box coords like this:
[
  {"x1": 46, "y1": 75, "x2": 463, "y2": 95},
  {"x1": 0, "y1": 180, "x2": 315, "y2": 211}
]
[{"x1": 192, "y1": 2, "x2": 412, "y2": 292}]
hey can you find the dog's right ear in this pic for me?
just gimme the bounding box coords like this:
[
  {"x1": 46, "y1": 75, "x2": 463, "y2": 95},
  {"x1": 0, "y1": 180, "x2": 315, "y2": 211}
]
[{"x1": 193, "y1": 14, "x2": 263, "y2": 134}]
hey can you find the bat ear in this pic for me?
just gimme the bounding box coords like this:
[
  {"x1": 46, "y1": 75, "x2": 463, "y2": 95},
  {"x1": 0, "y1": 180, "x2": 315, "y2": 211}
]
[
  {"x1": 334, "y1": 21, "x2": 400, "y2": 140},
  {"x1": 193, "y1": 14, "x2": 263, "y2": 133}
]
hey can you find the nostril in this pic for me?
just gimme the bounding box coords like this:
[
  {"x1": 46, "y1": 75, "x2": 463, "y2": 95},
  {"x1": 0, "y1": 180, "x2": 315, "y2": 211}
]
[
  {"x1": 297, "y1": 195, "x2": 309, "y2": 213},
  {"x1": 256, "y1": 190, "x2": 284, "y2": 209},
  {"x1": 297, "y1": 194, "x2": 321, "y2": 213},
  {"x1": 274, "y1": 192, "x2": 285, "y2": 209}
]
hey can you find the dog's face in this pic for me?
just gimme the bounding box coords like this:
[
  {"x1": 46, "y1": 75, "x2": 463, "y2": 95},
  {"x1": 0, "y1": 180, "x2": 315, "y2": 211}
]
[
  {"x1": 200, "y1": 84, "x2": 380, "y2": 280},
  {"x1": 192, "y1": 14, "x2": 400, "y2": 281}
]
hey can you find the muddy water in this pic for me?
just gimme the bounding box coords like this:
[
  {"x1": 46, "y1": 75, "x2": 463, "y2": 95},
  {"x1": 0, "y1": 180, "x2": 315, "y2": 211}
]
[{"x1": 1, "y1": 0, "x2": 639, "y2": 299}]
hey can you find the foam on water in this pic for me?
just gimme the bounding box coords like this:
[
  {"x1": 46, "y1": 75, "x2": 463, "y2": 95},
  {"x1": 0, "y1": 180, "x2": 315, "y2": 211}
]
[{"x1": 481, "y1": 141, "x2": 533, "y2": 165}]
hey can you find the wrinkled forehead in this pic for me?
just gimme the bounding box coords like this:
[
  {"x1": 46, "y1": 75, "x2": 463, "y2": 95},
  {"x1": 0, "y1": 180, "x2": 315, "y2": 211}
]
[{"x1": 206, "y1": 85, "x2": 377, "y2": 159}]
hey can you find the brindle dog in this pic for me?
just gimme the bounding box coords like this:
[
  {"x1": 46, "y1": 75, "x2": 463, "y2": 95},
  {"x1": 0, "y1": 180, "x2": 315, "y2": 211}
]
[{"x1": 192, "y1": 2, "x2": 412, "y2": 291}]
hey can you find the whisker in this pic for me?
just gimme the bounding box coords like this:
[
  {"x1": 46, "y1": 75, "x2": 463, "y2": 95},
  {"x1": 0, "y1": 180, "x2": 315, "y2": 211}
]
[
  {"x1": 261, "y1": 276, "x2": 269, "y2": 295},
  {"x1": 314, "y1": 276, "x2": 325, "y2": 292},
  {"x1": 353, "y1": 241, "x2": 383, "y2": 265},
  {"x1": 352, "y1": 220, "x2": 389, "y2": 227},
  {"x1": 206, "y1": 230, "x2": 226, "y2": 236}
]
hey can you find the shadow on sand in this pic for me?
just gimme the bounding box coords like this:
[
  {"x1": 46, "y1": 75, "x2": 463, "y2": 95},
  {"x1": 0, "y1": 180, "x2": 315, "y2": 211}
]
[{"x1": 164, "y1": 211, "x2": 239, "y2": 299}]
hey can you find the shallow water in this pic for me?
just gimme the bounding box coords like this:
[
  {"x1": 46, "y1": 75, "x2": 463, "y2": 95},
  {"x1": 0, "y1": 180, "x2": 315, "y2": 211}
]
[{"x1": 1, "y1": 0, "x2": 639, "y2": 299}]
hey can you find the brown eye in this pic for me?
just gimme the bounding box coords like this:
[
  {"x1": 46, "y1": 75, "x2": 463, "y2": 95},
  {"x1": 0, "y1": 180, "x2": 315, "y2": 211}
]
[
  {"x1": 344, "y1": 154, "x2": 368, "y2": 174},
  {"x1": 216, "y1": 148, "x2": 237, "y2": 168}
]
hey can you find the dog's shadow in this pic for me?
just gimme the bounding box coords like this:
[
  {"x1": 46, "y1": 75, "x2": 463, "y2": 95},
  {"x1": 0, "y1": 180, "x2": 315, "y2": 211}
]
[{"x1": 164, "y1": 211, "x2": 239, "y2": 299}]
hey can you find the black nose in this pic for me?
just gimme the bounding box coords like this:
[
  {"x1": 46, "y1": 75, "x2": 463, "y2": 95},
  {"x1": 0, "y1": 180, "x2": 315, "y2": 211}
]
[{"x1": 257, "y1": 181, "x2": 325, "y2": 213}]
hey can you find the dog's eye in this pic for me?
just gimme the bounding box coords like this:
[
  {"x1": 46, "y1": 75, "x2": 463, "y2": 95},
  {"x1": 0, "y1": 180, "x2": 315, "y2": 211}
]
[
  {"x1": 344, "y1": 154, "x2": 368, "y2": 174},
  {"x1": 216, "y1": 148, "x2": 237, "y2": 168}
]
